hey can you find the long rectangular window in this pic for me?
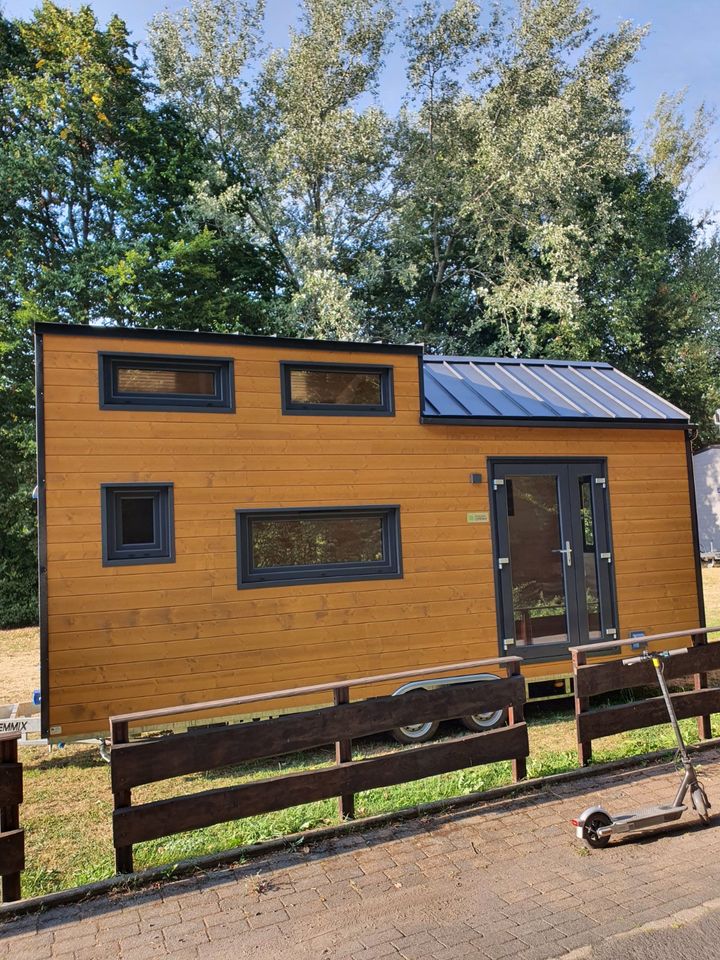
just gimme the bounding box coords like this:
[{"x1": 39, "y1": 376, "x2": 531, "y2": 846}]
[
  {"x1": 102, "y1": 484, "x2": 174, "y2": 566},
  {"x1": 281, "y1": 362, "x2": 394, "y2": 415},
  {"x1": 236, "y1": 506, "x2": 402, "y2": 587},
  {"x1": 100, "y1": 353, "x2": 234, "y2": 411}
]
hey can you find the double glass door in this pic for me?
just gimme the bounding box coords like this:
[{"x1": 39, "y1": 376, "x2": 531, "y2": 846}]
[{"x1": 491, "y1": 460, "x2": 616, "y2": 660}]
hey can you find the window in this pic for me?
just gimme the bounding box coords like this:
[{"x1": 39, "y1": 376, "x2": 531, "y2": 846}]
[
  {"x1": 280, "y1": 362, "x2": 394, "y2": 416},
  {"x1": 102, "y1": 484, "x2": 174, "y2": 566},
  {"x1": 236, "y1": 506, "x2": 402, "y2": 587},
  {"x1": 100, "y1": 353, "x2": 234, "y2": 412}
]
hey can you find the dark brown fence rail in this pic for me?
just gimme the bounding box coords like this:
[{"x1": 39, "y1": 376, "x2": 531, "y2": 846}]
[
  {"x1": 0, "y1": 732, "x2": 24, "y2": 903},
  {"x1": 570, "y1": 627, "x2": 720, "y2": 766},
  {"x1": 110, "y1": 657, "x2": 528, "y2": 874}
]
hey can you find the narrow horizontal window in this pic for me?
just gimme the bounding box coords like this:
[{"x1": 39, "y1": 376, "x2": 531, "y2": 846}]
[
  {"x1": 100, "y1": 353, "x2": 234, "y2": 412},
  {"x1": 236, "y1": 506, "x2": 402, "y2": 588},
  {"x1": 281, "y1": 362, "x2": 394, "y2": 416},
  {"x1": 102, "y1": 484, "x2": 174, "y2": 566}
]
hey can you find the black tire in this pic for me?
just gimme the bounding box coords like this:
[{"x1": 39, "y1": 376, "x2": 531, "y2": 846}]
[
  {"x1": 392, "y1": 721, "x2": 439, "y2": 745},
  {"x1": 461, "y1": 708, "x2": 507, "y2": 732},
  {"x1": 582, "y1": 811, "x2": 612, "y2": 849},
  {"x1": 692, "y1": 787, "x2": 711, "y2": 825}
]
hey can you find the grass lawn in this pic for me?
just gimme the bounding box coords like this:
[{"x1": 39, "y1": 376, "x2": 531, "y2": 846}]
[{"x1": 3, "y1": 565, "x2": 720, "y2": 900}]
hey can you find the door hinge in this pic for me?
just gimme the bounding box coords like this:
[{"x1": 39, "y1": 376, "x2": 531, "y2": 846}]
[
  {"x1": 600, "y1": 551, "x2": 612, "y2": 563},
  {"x1": 595, "y1": 477, "x2": 607, "y2": 488},
  {"x1": 493, "y1": 478, "x2": 505, "y2": 491}
]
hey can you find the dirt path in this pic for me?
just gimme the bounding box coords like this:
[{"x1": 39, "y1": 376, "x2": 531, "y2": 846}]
[{"x1": 2, "y1": 749, "x2": 720, "y2": 959}]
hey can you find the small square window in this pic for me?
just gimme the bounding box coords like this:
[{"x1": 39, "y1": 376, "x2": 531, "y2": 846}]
[
  {"x1": 102, "y1": 484, "x2": 174, "y2": 566},
  {"x1": 236, "y1": 506, "x2": 402, "y2": 588},
  {"x1": 99, "y1": 353, "x2": 234, "y2": 412},
  {"x1": 280, "y1": 362, "x2": 394, "y2": 416}
]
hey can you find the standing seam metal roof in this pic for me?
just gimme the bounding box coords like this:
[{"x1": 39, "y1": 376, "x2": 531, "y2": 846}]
[{"x1": 422, "y1": 357, "x2": 689, "y2": 424}]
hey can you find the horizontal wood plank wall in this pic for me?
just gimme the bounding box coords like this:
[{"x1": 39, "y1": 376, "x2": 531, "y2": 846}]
[{"x1": 41, "y1": 332, "x2": 700, "y2": 737}]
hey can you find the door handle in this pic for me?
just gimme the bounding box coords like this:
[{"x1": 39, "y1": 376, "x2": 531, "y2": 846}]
[{"x1": 552, "y1": 541, "x2": 573, "y2": 567}]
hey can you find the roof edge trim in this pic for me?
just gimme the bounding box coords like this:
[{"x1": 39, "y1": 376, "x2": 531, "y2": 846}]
[
  {"x1": 33, "y1": 322, "x2": 425, "y2": 356},
  {"x1": 423, "y1": 356, "x2": 614, "y2": 369},
  {"x1": 420, "y1": 415, "x2": 690, "y2": 430}
]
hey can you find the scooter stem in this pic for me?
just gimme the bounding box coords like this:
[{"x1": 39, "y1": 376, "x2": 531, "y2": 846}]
[{"x1": 653, "y1": 657, "x2": 690, "y2": 765}]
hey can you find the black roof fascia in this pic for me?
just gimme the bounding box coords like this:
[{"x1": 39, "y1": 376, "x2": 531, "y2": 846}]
[
  {"x1": 419, "y1": 415, "x2": 689, "y2": 430},
  {"x1": 33, "y1": 322, "x2": 424, "y2": 357}
]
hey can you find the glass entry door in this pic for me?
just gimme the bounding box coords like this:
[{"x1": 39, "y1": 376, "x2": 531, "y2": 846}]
[{"x1": 491, "y1": 460, "x2": 616, "y2": 660}]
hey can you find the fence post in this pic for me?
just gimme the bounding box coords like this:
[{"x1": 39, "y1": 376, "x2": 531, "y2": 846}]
[
  {"x1": 0, "y1": 732, "x2": 23, "y2": 903},
  {"x1": 571, "y1": 649, "x2": 592, "y2": 767},
  {"x1": 333, "y1": 686, "x2": 355, "y2": 820},
  {"x1": 505, "y1": 661, "x2": 526, "y2": 782},
  {"x1": 111, "y1": 720, "x2": 134, "y2": 874},
  {"x1": 692, "y1": 632, "x2": 712, "y2": 741},
  {"x1": 333, "y1": 687, "x2": 355, "y2": 820}
]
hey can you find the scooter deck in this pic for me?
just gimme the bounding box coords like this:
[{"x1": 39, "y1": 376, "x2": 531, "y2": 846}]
[{"x1": 604, "y1": 804, "x2": 687, "y2": 835}]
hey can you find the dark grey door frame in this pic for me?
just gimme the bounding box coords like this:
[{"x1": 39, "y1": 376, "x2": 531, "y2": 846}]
[{"x1": 489, "y1": 457, "x2": 617, "y2": 663}]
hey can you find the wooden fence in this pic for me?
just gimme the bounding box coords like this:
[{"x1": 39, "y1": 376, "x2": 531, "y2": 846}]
[
  {"x1": 571, "y1": 627, "x2": 720, "y2": 766},
  {"x1": 110, "y1": 657, "x2": 528, "y2": 874},
  {"x1": 0, "y1": 732, "x2": 24, "y2": 903}
]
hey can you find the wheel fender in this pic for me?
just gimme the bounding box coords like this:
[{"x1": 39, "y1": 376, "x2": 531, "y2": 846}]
[{"x1": 574, "y1": 805, "x2": 610, "y2": 841}]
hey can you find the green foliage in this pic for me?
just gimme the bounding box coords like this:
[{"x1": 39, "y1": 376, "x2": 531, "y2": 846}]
[
  {"x1": 0, "y1": 317, "x2": 37, "y2": 627},
  {"x1": 150, "y1": 0, "x2": 395, "y2": 338}
]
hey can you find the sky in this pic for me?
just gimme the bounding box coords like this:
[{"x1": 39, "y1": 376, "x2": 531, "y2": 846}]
[{"x1": 6, "y1": 0, "x2": 720, "y2": 219}]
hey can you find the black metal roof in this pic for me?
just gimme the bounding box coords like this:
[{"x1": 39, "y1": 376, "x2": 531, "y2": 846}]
[{"x1": 422, "y1": 357, "x2": 689, "y2": 426}]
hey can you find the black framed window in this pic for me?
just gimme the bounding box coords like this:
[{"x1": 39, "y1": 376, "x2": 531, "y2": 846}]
[
  {"x1": 102, "y1": 484, "x2": 175, "y2": 566},
  {"x1": 280, "y1": 362, "x2": 394, "y2": 416},
  {"x1": 100, "y1": 353, "x2": 234, "y2": 412},
  {"x1": 236, "y1": 506, "x2": 402, "y2": 587}
]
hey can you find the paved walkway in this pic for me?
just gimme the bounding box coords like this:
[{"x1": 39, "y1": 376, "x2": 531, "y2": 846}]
[{"x1": 2, "y1": 750, "x2": 720, "y2": 960}]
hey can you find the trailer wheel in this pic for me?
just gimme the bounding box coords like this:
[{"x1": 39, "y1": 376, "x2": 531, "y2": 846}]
[
  {"x1": 392, "y1": 721, "x2": 439, "y2": 744},
  {"x1": 461, "y1": 708, "x2": 507, "y2": 732}
]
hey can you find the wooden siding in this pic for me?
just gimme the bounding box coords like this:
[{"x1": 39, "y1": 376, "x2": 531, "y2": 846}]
[{"x1": 40, "y1": 333, "x2": 701, "y2": 737}]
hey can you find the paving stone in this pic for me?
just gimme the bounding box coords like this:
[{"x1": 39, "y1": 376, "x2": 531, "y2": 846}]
[
  {"x1": 430, "y1": 943, "x2": 478, "y2": 960},
  {"x1": 360, "y1": 928, "x2": 403, "y2": 948},
  {"x1": 353, "y1": 941, "x2": 399, "y2": 959},
  {"x1": 205, "y1": 919, "x2": 252, "y2": 941}
]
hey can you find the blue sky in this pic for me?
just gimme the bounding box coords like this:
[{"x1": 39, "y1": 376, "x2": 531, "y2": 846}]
[{"x1": 6, "y1": 0, "x2": 719, "y2": 219}]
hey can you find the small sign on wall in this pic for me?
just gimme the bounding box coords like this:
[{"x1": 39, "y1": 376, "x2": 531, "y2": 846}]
[{"x1": 467, "y1": 512, "x2": 489, "y2": 524}]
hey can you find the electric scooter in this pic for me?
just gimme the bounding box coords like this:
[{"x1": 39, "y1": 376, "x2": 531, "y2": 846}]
[{"x1": 573, "y1": 648, "x2": 712, "y2": 849}]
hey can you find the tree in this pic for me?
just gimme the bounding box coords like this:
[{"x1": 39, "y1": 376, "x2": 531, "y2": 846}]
[
  {"x1": 375, "y1": 0, "x2": 648, "y2": 356},
  {"x1": 368, "y1": 0, "x2": 488, "y2": 346},
  {"x1": 150, "y1": 0, "x2": 395, "y2": 338},
  {"x1": 580, "y1": 169, "x2": 720, "y2": 440},
  {"x1": 0, "y1": 1, "x2": 278, "y2": 333}
]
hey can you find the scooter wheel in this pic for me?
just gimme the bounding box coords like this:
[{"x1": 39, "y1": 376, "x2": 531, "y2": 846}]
[
  {"x1": 692, "y1": 787, "x2": 711, "y2": 826},
  {"x1": 583, "y1": 812, "x2": 612, "y2": 849}
]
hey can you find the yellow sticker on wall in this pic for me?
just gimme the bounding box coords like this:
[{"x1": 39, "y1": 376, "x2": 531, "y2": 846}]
[{"x1": 467, "y1": 512, "x2": 489, "y2": 523}]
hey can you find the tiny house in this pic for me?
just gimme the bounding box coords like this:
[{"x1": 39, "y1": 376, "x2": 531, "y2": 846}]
[{"x1": 35, "y1": 323, "x2": 704, "y2": 741}]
